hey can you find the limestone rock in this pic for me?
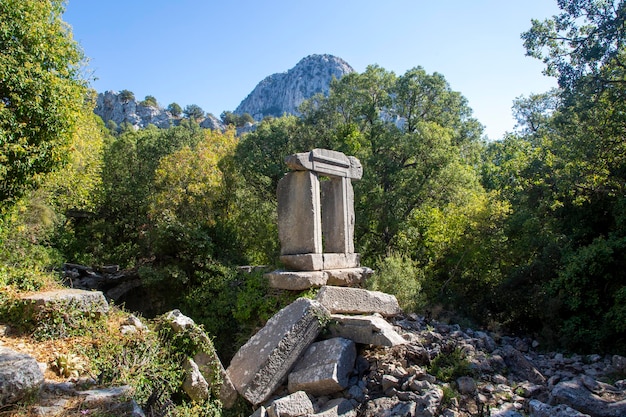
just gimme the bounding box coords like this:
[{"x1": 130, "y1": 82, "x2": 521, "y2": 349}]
[
  {"x1": 266, "y1": 270, "x2": 327, "y2": 291},
  {"x1": 182, "y1": 358, "x2": 210, "y2": 403},
  {"x1": 20, "y1": 288, "x2": 109, "y2": 315},
  {"x1": 316, "y1": 286, "x2": 402, "y2": 317},
  {"x1": 164, "y1": 309, "x2": 196, "y2": 333},
  {"x1": 311, "y1": 397, "x2": 357, "y2": 417},
  {"x1": 288, "y1": 337, "x2": 356, "y2": 396},
  {"x1": 235, "y1": 54, "x2": 354, "y2": 120},
  {"x1": 0, "y1": 347, "x2": 44, "y2": 406},
  {"x1": 529, "y1": 399, "x2": 591, "y2": 417},
  {"x1": 550, "y1": 376, "x2": 626, "y2": 417},
  {"x1": 226, "y1": 298, "x2": 330, "y2": 405}
]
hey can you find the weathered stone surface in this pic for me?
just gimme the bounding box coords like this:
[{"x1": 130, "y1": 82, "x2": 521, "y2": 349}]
[
  {"x1": 226, "y1": 298, "x2": 330, "y2": 405},
  {"x1": 311, "y1": 397, "x2": 357, "y2": 417},
  {"x1": 164, "y1": 309, "x2": 196, "y2": 333},
  {"x1": 267, "y1": 390, "x2": 314, "y2": 417},
  {"x1": 265, "y1": 270, "x2": 327, "y2": 290},
  {"x1": 324, "y1": 267, "x2": 373, "y2": 287},
  {"x1": 321, "y1": 177, "x2": 355, "y2": 253},
  {"x1": 322, "y1": 253, "x2": 360, "y2": 270},
  {"x1": 285, "y1": 149, "x2": 362, "y2": 180},
  {"x1": 288, "y1": 337, "x2": 356, "y2": 396},
  {"x1": 20, "y1": 289, "x2": 109, "y2": 315},
  {"x1": 550, "y1": 376, "x2": 626, "y2": 417},
  {"x1": 0, "y1": 347, "x2": 44, "y2": 406},
  {"x1": 328, "y1": 314, "x2": 407, "y2": 346},
  {"x1": 316, "y1": 286, "x2": 402, "y2": 317},
  {"x1": 194, "y1": 352, "x2": 238, "y2": 408},
  {"x1": 501, "y1": 345, "x2": 546, "y2": 385},
  {"x1": 361, "y1": 397, "x2": 416, "y2": 417},
  {"x1": 250, "y1": 406, "x2": 267, "y2": 417},
  {"x1": 278, "y1": 171, "x2": 322, "y2": 256},
  {"x1": 182, "y1": 358, "x2": 209, "y2": 403},
  {"x1": 529, "y1": 399, "x2": 591, "y2": 417}
]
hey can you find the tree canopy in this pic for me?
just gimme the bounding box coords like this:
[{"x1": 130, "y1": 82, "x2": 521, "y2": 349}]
[{"x1": 0, "y1": 0, "x2": 87, "y2": 210}]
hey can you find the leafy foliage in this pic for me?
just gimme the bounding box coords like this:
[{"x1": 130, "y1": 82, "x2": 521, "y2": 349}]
[{"x1": 0, "y1": 0, "x2": 87, "y2": 210}]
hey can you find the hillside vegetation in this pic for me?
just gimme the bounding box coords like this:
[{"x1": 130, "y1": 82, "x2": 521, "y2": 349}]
[{"x1": 1, "y1": 0, "x2": 625, "y2": 376}]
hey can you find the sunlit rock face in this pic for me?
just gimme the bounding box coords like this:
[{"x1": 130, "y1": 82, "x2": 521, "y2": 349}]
[{"x1": 234, "y1": 54, "x2": 354, "y2": 120}]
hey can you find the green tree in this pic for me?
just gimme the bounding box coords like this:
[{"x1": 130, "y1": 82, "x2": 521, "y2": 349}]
[
  {"x1": 140, "y1": 95, "x2": 158, "y2": 107},
  {"x1": 119, "y1": 89, "x2": 135, "y2": 102},
  {"x1": 183, "y1": 104, "x2": 205, "y2": 121},
  {"x1": 0, "y1": 0, "x2": 87, "y2": 210},
  {"x1": 167, "y1": 102, "x2": 182, "y2": 117}
]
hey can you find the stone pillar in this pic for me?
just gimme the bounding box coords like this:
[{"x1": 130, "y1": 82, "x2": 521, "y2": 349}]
[
  {"x1": 321, "y1": 177, "x2": 354, "y2": 254},
  {"x1": 277, "y1": 171, "x2": 322, "y2": 256}
]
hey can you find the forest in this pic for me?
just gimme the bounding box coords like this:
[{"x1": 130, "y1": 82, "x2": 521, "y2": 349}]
[{"x1": 1, "y1": 0, "x2": 625, "y2": 366}]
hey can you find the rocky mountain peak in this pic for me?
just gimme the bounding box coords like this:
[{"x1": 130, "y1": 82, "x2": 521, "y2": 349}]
[{"x1": 234, "y1": 54, "x2": 354, "y2": 120}]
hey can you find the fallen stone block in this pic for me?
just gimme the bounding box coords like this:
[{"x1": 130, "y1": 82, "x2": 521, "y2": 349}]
[
  {"x1": 265, "y1": 270, "x2": 327, "y2": 290},
  {"x1": 328, "y1": 314, "x2": 407, "y2": 346},
  {"x1": 0, "y1": 347, "x2": 45, "y2": 406},
  {"x1": 316, "y1": 286, "x2": 402, "y2": 317},
  {"x1": 288, "y1": 337, "x2": 356, "y2": 396},
  {"x1": 20, "y1": 288, "x2": 109, "y2": 315},
  {"x1": 550, "y1": 376, "x2": 626, "y2": 417},
  {"x1": 226, "y1": 298, "x2": 330, "y2": 405},
  {"x1": 267, "y1": 391, "x2": 314, "y2": 417},
  {"x1": 529, "y1": 399, "x2": 591, "y2": 417},
  {"x1": 311, "y1": 397, "x2": 358, "y2": 417}
]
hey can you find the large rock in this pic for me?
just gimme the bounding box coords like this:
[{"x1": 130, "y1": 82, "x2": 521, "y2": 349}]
[
  {"x1": 316, "y1": 286, "x2": 402, "y2": 317},
  {"x1": 288, "y1": 337, "x2": 356, "y2": 396},
  {"x1": 226, "y1": 298, "x2": 330, "y2": 405},
  {"x1": 529, "y1": 399, "x2": 591, "y2": 417},
  {"x1": 550, "y1": 376, "x2": 626, "y2": 417},
  {"x1": 20, "y1": 288, "x2": 109, "y2": 315},
  {"x1": 0, "y1": 347, "x2": 44, "y2": 406},
  {"x1": 328, "y1": 314, "x2": 407, "y2": 346},
  {"x1": 234, "y1": 54, "x2": 354, "y2": 120},
  {"x1": 182, "y1": 358, "x2": 210, "y2": 403}
]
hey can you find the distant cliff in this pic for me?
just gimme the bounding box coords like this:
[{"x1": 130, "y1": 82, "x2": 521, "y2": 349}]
[
  {"x1": 94, "y1": 54, "x2": 354, "y2": 130},
  {"x1": 234, "y1": 54, "x2": 354, "y2": 120}
]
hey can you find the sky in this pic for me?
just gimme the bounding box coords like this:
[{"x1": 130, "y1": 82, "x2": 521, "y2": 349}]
[{"x1": 63, "y1": 1, "x2": 562, "y2": 140}]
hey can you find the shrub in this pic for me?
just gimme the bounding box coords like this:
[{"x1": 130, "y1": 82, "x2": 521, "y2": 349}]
[{"x1": 367, "y1": 253, "x2": 425, "y2": 312}]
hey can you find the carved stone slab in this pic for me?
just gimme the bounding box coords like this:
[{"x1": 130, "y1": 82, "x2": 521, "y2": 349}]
[{"x1": 285, "y1": 149, "x2": 362, "y2": 179}]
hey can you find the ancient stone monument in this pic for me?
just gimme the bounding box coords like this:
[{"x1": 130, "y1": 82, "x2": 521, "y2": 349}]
[{"x1": 266, "y1": 149, "x2": 373, "y2": 290}]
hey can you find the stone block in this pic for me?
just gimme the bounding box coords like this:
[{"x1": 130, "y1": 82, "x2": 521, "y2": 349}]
[
  {"x1": 325, "y1": 267, "x2": 373, "y2": 287},
  {"x1": 316, "y1": 286, "x2": 402, "y2": 317},
  {"x1": 183, "y1": 358, "x2": 209, "y2": 403},
  {"x1": 226, "y1": 298, "x2": 330, "y2": 405},
  {"x1": 288, "y1": 337, "x2": 356, "y2": 396},
  {"x1": 194, "y1": 352, "x2": 238, "y2": 408},
  {"x1": 266, "y1": 270, "x2": 327, "y2": 290},
  {"x1": 20, "y1": 289, "x2": 109, "y2": 315},
  {"x1": 267, "y1": 391, "x2": 315, "y2": 417},
  {"x1": 322, "y1": 253, "x2": 360, "y2": 270},
  {"x1": 280, "y1": 254, "x2": 324, "y2": 271},
  {"x1": 278, "y1": 171, "x2": 322, "y2": 256},
  {"x1": 328, "y1": 314, "x2": 407, "y2": 347}
]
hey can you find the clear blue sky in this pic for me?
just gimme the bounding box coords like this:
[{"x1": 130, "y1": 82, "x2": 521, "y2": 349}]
[{"x1": 63, "y1": 1, "x2": 561, "y2": 140}]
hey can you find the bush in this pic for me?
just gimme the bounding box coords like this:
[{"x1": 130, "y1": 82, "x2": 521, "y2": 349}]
[{"x1": 367, "y1": 253, "x2": 425, "y2": 312}]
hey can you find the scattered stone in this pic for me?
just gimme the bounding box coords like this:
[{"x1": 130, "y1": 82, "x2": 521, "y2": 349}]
[
  {"x1": 612, "y1": 355, "x2": 626, "y2": 373},
  {"x1": 456, "y1": 376, "x2": 476, "y2": 394},
  {"x1": 0, "y1": 347, "x2": 45, "y2": 406},
  {"x1": 361, "y1": 397, "x2": 416, "y2": 417},
  {"x1": 164, "y1": 309, "x2": 196, "y2": 332},
  {"x1": 311, "y1": 397, "x2": 357, "y2": 417},
  {"x1": 227, "y1": 298, "x2": 330, "y2": 405},
  {"x1": 529, "y1": 399, "x2": 591, "y2": 416},
  {"x1": 316, "y1": 286, "x2": 402, "y2": 317},
  {"x1": 550, "y1": 376, "x2": 626, "y2": 417}
]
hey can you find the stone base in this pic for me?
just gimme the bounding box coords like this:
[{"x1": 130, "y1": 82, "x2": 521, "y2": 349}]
[
  {"x1": 280, "y1": 253, "x2": 360, "y2": 271},
  {"x1": 266, "y1": 267, "x2": 373, "y2": 290}
]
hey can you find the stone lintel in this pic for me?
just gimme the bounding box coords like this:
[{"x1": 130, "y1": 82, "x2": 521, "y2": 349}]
[
  {"x1": 323, "y1": 253, "x2": 360, "y2": 269},
  {"x1": 285, "y1": 149, "x2": 362, "y2": 180},
  {"x1": 265, "y1": 270, "x2": 327, "y2": 291}
]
